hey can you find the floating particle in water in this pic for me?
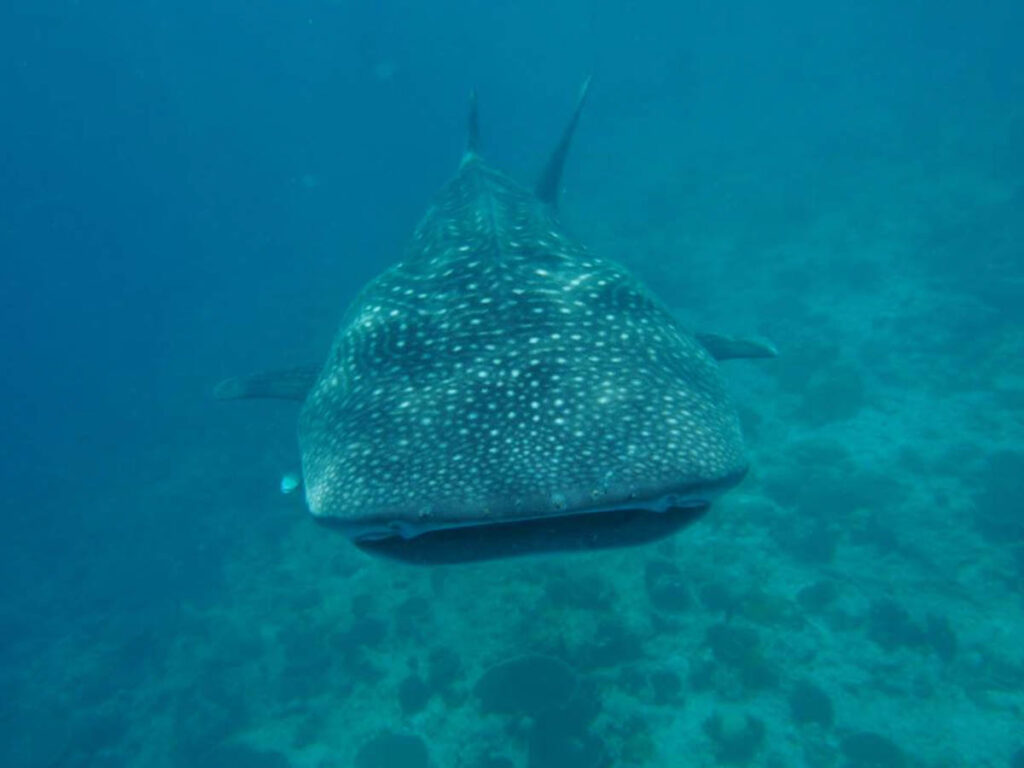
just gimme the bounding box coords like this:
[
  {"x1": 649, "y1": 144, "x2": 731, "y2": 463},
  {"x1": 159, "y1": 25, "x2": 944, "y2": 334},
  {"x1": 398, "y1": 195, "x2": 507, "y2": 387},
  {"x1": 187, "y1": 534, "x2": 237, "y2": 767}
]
[{"x1": 280, "y1": 472, "x2": 301, "y2": 495}]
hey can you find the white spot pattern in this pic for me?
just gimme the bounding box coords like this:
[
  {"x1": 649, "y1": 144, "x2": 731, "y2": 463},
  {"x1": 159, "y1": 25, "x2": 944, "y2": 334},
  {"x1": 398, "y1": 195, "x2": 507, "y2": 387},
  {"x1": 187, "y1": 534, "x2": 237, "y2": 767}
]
[{"x1": 299, "y1": 159, "x2": 746, "y2": 533}]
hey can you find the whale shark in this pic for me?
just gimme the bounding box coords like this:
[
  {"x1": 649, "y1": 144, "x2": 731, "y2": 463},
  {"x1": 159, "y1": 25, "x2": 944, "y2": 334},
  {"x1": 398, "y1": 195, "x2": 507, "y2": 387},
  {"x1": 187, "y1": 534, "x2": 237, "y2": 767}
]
[{"x1": 216, "y1": 82, "x2": 774, "y2": 563}]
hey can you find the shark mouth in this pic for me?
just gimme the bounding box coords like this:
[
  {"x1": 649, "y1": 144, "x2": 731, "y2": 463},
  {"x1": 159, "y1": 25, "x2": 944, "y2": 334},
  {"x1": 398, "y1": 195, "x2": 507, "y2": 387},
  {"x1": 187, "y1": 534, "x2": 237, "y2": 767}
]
[
  {"x1": 314, "y1": 470, "x2": 745, "y2": 564},
  {"x1": 340, "y1": 503, "x2": 711, "y2": 564}
]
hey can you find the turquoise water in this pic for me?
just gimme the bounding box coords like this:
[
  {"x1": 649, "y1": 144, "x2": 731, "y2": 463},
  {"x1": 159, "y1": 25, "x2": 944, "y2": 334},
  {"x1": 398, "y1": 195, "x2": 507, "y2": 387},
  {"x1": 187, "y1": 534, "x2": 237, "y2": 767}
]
[{"x1": 1, "y1": 1, "x2": 1022, "y2": 766}]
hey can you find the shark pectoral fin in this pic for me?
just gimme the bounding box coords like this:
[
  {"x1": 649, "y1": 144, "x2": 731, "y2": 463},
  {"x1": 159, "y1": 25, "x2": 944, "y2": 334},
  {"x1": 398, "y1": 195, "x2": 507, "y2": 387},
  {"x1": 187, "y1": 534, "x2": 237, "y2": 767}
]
[
  {"x1": 213, "y1": 365, "x2": 320, "y2": 401},
  {"x1": 695, "y1": 333, "x2": 778, "y2": 361}
]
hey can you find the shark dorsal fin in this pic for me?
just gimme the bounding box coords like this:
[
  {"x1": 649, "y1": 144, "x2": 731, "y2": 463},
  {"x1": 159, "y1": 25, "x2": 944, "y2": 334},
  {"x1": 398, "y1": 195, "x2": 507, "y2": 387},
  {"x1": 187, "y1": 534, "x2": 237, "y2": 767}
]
[
  {"x1": 464, "y1": 89, "x2": 480, "y2": 161},
  {"x1": 535, "y1": 77, "x2": 592, "y2": 207}
]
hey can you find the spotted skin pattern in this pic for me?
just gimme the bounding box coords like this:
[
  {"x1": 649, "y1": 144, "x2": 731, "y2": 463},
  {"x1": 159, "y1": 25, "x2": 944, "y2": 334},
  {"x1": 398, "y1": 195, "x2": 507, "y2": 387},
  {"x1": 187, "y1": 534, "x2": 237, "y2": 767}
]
[{"x1": 299, "y1": 157, "x2": 747, "y2": 540}]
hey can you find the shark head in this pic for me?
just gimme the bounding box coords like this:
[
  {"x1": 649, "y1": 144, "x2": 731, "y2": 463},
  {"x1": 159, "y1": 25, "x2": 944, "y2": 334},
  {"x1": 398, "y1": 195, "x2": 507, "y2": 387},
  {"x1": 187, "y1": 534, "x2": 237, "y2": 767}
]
[
  {"x1": 294, "y1": 84, "x2": 749, "y2": 563},
  {"x1": 216, "y1": 82, "x2": 766, "y2": 563}
]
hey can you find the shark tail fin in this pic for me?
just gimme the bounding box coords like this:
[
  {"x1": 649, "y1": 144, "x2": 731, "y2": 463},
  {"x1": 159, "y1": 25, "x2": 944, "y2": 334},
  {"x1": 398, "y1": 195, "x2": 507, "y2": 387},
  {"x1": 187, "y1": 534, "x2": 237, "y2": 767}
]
[
  {"x1": 535, "y1": 76, "x2": 592, "y2": 207},
  {"x1": 213, "y1": 365, "x2": 320, "y2": 402}
]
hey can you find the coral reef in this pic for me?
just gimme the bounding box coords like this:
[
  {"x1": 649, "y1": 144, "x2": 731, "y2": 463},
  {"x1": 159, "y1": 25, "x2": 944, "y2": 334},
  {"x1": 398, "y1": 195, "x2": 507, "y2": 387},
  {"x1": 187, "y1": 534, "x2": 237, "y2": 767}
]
[
  {"x1": 475, "y1": 655, "x2": 578, "y2": 717},
  {"x1": 840, "y1": 731, "x2": 907, "y2": 768},
  {"x1": 788, "y1": 680, "x2": 834, "y2": 729},
  {"x1": 354, "y1": 732, "x2": 429, "y2": 768},
  {"x1": 704, "y1": 711, "x2": 766, "y2": 765}
]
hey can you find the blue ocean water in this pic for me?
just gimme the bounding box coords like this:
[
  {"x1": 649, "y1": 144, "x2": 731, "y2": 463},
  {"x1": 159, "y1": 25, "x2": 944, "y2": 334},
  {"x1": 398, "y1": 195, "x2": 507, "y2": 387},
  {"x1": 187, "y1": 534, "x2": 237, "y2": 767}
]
[{"x1": 1, "y1": 0, "x2": 1022, "y2": 765}]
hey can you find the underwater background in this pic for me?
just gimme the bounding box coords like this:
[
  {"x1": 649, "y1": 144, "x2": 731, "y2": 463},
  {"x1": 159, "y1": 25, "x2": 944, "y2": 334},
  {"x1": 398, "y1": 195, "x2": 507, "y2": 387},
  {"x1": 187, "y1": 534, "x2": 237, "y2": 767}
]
[{"x1": 2, "y1": 0, "x2": 1022, "y2": 766}]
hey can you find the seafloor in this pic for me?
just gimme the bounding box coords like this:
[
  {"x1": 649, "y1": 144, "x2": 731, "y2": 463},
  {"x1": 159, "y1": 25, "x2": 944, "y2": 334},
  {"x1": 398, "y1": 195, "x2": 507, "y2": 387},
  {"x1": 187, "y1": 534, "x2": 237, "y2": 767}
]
[{"x1": 3, "y1": 109, "x2": 1022, "y2": 768}]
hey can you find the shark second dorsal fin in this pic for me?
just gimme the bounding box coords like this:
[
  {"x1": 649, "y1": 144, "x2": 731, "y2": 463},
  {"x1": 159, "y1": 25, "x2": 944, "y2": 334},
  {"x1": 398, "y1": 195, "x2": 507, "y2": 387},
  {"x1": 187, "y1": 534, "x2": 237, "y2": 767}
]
[
  {"x1": 213, "y1": 365, "x2": 320, "y2": 402},
  {"x1": 535, "y1": 77, "x2": 592, "y2": 208}
]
